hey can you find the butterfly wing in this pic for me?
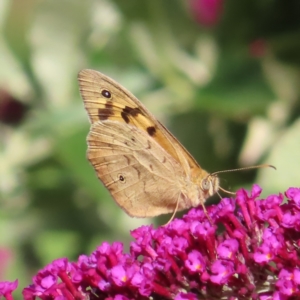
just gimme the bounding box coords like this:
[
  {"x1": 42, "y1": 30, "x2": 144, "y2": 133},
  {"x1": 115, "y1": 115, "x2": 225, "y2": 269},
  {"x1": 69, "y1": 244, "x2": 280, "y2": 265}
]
[
  {"x1": 78, "y1": 69, "x2": 202, "y2": 178},
  {"x1": 88, "y1": 120, "x2": 185, "y2": 217}
]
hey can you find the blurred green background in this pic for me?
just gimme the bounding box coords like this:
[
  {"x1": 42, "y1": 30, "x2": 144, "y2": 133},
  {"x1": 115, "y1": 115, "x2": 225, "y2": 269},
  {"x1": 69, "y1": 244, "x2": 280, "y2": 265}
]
[{"x1": 0, "y1": 0, "x2": 300, "y2": 292}]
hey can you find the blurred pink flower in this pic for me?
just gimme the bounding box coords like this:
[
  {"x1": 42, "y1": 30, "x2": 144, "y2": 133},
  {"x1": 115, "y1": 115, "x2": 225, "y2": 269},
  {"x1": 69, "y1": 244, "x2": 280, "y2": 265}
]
[
  {"x1": 249, "y1": 38, "x2": 267, "y2": 57},
  {"x1": 0, "y1": 248, "x2": 13, "y2": 281},
  {"x1": 190, "y1": 0, "x2": 223, "y2": 27},
  {"x1": 0, "y1": 89, "x2": 28, "y2": 125}
]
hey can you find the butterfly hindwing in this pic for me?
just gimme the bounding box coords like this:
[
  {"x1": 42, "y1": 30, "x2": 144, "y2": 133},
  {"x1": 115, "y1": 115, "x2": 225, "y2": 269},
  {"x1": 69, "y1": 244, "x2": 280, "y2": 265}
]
[{"x1": 87, "y1": 120, "x2": 184, "y2": 217}]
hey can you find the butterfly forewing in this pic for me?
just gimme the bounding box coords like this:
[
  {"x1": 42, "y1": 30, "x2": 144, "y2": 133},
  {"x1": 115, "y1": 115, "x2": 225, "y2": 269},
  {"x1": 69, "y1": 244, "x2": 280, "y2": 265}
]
[{"x1": 78, "y1": 69, "x2": 202, "y2": 177}]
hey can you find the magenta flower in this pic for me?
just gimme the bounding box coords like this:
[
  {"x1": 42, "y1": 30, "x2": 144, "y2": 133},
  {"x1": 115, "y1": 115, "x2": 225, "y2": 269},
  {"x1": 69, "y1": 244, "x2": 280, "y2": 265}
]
[
  {"x1": 189, "y1": 0, "x2": 223, "y2": 27},
  {"x1": 1, "y1": 185, "x2": 300, "y2": 299},
  {"x1": 0, "y1": 280, "x2": 18, "y2": 300}
]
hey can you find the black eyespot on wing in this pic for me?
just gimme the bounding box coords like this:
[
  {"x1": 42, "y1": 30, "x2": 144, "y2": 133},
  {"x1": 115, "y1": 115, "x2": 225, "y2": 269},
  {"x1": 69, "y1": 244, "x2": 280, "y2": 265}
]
[
  {"x1": 101, "y1": 89, "x2": 111, "y2": 98},
  {"x1": 98, "y1": 101, "x2": 114, "y2": 120},
  {"x1": 147, "y1": 126, "x2": 156, "y2": 136},
  {"x1": 118, "y1": 174, "x2": 125, "y2": 183}
]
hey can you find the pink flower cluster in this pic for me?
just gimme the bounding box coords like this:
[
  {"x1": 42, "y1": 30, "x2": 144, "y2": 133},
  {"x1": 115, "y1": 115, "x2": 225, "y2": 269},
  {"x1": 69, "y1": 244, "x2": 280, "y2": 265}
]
[
  {"x1": 189, "y1": 0, "x2": 223, "y2": 27},
  {"x1": 1, "y1": 185, "x2": 300, "y2": 299}
]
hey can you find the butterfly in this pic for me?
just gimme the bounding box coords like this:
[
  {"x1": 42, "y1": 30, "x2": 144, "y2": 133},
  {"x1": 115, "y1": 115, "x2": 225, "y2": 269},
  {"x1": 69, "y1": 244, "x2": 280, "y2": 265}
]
[{"x1": 78, "y1": 69, "x2": 219, "y2": 218}]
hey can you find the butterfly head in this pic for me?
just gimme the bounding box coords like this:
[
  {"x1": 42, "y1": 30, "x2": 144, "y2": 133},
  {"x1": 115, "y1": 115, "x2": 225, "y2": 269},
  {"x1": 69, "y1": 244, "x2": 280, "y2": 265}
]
[
  {"x1": 201, "y1": 164, "x2": 276, "y2": 198},
  {"x1": 201, "y1": 174, "x2": 219, "y2": 197}
]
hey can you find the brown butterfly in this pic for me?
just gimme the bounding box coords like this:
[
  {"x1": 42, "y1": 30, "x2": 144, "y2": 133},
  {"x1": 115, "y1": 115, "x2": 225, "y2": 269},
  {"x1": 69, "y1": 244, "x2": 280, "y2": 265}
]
[{"x1": 78, "y1": 69, "x2": 219, "y2": 218}]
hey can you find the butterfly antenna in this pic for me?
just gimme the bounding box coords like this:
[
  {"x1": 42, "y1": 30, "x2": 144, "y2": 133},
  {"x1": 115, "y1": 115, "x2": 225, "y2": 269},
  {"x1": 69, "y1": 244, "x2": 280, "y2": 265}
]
[
  {"x1": 214, "y1": 164, "x2": 275, "y2": 196},
  {"x1": 211, "y1": 164, "x2": 276, "y2": 177}
]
